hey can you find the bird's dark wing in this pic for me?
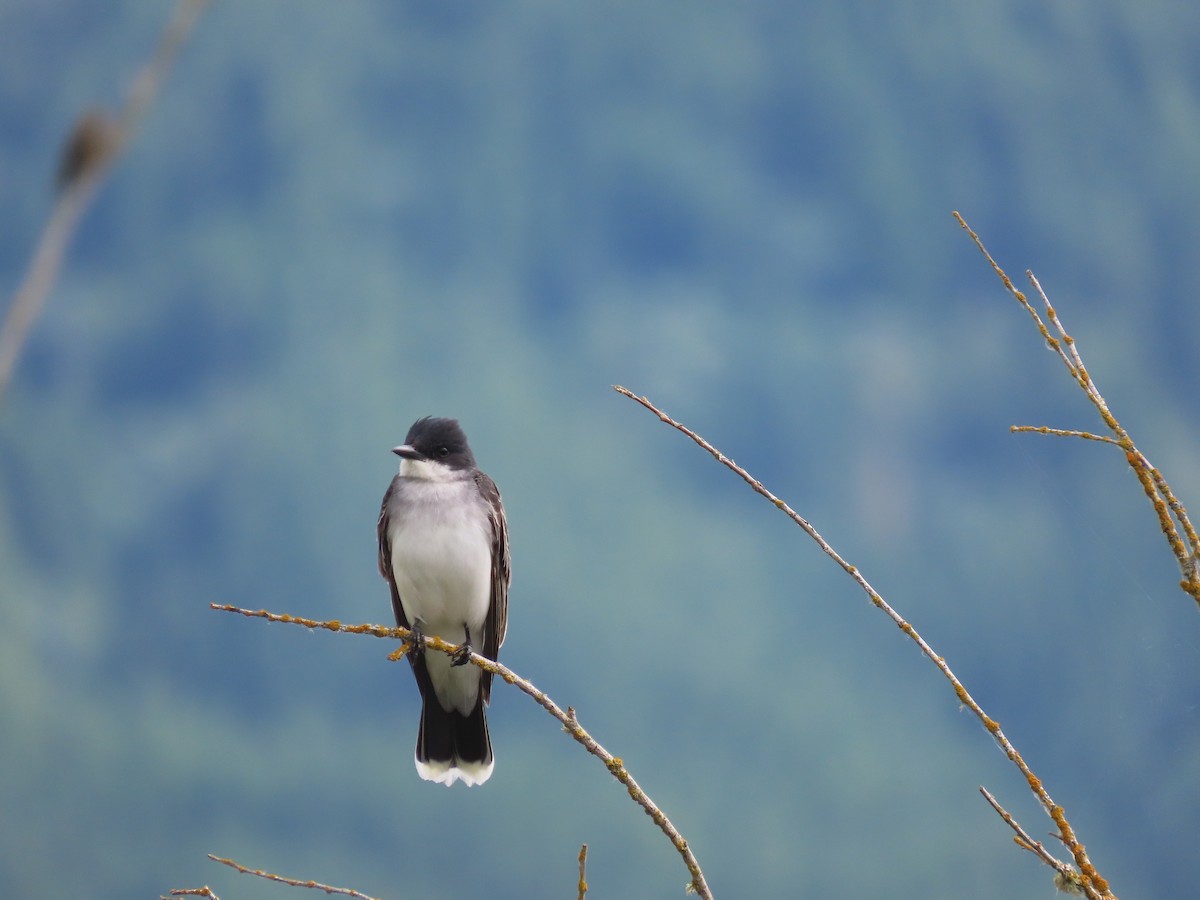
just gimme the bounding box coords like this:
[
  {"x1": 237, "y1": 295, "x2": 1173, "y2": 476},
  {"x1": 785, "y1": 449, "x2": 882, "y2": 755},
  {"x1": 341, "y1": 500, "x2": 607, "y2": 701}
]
[
  {"x1": 476, "y1": 470, "x2": 510, "y2": 703},
  {"x1": 377, "y1": 476, "x2": 411, "y2": 631}
]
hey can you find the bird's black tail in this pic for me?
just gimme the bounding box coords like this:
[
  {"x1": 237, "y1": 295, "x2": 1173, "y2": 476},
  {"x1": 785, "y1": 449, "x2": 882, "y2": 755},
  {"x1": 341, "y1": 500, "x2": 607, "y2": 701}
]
[{"x1": 415, "y1": 693, "x2": 493, "y2": 787}]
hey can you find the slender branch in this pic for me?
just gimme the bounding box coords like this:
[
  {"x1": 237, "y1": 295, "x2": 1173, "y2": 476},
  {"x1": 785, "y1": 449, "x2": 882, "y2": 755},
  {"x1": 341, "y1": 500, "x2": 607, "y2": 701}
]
[
  {"x1": 577, "y1": 843, "x2": 589, "y2": 900},
  {"x1": 0, "y1": 0, "x2": 210, "y2": 400},
  {"x1": 208, "y1": 855, "x2": 382, "y2": 900},
  {"x1": 163, "y1": 888, "x2": 220, "y2": 900},
  {"x1": 613, "y1": 385, "x2": 1114, "y2": 900},
  {"x1": 0, "y1": 158, "x2": 110, "y2": 399},
  {"x1": 210, "y1": 604, "x2": 714, "y2": 900},
  {"x1": 954, "y1": 212, "x2": 1200, "y2": 608},
  {"x1": 1010, "y1": 426, "x2": 1121, "y2": 446},
  {"x1": 120, "y1": 0, "x2": 211, "y2": 136},
  {"x1": 951, "y1": 214, "x2": 1083, "y2": 388}
]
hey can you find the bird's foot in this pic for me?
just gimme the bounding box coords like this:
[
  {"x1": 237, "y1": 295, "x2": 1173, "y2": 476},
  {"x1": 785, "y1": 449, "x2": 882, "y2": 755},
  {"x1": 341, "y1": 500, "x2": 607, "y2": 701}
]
[
  {"x1": 406, "y1": 622, "x2": 426, "y2": 661},
  {"x1": 451, "y1": 625, "x2": 473, "y2": 667}
]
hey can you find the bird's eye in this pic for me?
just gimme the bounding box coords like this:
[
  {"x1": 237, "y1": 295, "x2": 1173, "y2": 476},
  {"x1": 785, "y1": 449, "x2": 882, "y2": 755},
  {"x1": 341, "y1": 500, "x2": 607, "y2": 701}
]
[{"x1": 436, "y1": 446, "x2": 450, "y2": 459}]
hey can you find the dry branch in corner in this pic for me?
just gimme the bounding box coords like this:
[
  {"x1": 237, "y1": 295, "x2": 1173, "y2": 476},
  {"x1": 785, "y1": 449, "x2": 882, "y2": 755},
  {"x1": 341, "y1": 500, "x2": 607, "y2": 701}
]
[
  {"x1": 613, "y1": 384, "x2": 1115, "y2": 900},
  {"x1": 0, "y1": 0, "x2": 211, "y2": 399}
]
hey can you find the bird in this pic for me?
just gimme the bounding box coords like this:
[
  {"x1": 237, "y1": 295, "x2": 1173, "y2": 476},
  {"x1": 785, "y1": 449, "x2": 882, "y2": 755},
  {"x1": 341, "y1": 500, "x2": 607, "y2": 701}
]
[{"x1": 377, "y1": 417, "x2": 510, "y2": 786}]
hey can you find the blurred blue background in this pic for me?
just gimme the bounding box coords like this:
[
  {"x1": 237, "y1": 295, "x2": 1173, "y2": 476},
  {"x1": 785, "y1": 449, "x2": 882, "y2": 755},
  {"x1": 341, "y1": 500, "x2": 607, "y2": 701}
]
[{"x1": 2, "y1": 2, "x2": 1198, "y2": 897}]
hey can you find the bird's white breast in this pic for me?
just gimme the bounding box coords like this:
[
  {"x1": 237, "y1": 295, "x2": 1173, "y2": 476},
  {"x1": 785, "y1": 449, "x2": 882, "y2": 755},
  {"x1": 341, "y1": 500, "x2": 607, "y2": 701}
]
[{"x1": 387, "y1": 478, "x2": 492, "y2": 644}]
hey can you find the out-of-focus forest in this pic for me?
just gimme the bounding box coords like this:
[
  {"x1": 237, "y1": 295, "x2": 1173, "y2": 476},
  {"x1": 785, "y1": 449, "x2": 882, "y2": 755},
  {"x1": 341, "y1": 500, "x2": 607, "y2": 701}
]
[{"x1": 1, "y1": 2, "x2": 1198, "y2": 897}]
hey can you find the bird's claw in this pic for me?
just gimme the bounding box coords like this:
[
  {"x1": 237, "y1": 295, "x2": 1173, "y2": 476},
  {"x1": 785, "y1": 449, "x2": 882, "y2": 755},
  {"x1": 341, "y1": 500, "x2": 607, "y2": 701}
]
[{"x1": 407, "y1": 624, "x2": 426, "y2": 661}]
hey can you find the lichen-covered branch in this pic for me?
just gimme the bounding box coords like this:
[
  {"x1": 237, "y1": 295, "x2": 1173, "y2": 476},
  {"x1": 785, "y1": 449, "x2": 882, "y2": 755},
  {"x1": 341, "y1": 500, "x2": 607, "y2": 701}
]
[
  {"x1": 210, "y1": 603, "x2": 713, "y2": 900},
  {"x1": 954, "y1": 211, "x2": 1200, "y2": 609}
]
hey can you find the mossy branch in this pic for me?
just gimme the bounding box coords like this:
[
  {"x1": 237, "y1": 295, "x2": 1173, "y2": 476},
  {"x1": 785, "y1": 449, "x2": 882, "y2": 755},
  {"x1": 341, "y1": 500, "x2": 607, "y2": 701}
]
[{"x1": 209, "y1": 603, "x2": 713, "y2": 900}]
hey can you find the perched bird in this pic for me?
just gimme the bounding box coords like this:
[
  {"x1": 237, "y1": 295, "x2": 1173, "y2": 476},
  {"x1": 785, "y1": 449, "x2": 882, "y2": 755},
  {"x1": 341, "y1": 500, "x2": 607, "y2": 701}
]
[{"x1": 377, "y1": 417, "x2": 510, "y2": 786}]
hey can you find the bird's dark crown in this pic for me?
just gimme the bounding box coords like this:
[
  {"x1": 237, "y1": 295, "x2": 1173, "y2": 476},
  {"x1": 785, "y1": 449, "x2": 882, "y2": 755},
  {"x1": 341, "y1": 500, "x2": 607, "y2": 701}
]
[{"x1": 401, "y1": 416, "x2": 476, "y2": 469}]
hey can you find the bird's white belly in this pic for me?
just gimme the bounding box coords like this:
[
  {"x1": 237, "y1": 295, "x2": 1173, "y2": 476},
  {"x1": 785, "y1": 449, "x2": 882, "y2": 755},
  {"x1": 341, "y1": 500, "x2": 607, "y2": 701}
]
[
  {"x1": 389, "y1": 514, "x2": 491, "y2": 638},
  {"x1": 388, "y1": 493, "x2": 491, "y2": 715}
]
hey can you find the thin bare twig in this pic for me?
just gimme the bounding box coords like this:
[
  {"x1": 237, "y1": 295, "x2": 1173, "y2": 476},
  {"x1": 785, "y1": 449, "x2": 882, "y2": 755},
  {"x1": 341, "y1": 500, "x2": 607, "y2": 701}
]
[
  {"x1": 1010, "y1": 426, "x2": 1121, "y2": 446},
  {"x1": 209, "y1": 854, "x2": 384, "y2": 900},
  {"x1": 577, "y1": 843, "x2": 589, "y2": 900},
  {"x1": 210, "y1": 604, "x2": 714, "y2": 900},
  {"x1": 0, "y1": 0, "x2": 210, "y2": 399},
  {"x1": 612, "y1": 385, "x2": 1114, "y2": 900},
  {"x1": 954, "y1": 212, "x2": 1200, "y2": 609},
  {"x1": 163, "y1": 888, "x2": 220, "y2": 900},
  {"x1": 0, "y1": 152, "x2": 112, "y2": 399}
]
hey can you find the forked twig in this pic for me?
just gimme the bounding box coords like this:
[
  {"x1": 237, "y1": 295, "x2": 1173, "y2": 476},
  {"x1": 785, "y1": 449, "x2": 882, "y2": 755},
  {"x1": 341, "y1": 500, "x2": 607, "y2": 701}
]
[
  {"x1": 210, "y1": 604, "x2": 713, "y2": 900},
  {"x1": 954, "y1": 212, "x2": 1200, "y2": 608},
  {"x1": 613, "y1": 385, "x2": 1114, "y2": 900},
  {"x1": 0, "y1": 0, "x2": 210, "y2": 399},
  {"x1": 978, "y1": 786, "x2": 1084, "y2": 894}
]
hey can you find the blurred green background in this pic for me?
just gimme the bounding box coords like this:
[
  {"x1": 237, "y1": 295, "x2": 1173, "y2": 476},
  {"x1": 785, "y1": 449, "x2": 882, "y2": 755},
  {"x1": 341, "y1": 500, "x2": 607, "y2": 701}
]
[{"x1": 2, "y1": 2, "x2": 1198, "y2": 897}]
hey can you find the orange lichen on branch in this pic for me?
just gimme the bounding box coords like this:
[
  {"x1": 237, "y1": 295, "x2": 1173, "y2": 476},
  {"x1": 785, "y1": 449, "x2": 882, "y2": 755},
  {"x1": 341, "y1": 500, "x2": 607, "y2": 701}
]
[{"x1": 1128, "y1": 454, "x2": 1195, "y2": 575}]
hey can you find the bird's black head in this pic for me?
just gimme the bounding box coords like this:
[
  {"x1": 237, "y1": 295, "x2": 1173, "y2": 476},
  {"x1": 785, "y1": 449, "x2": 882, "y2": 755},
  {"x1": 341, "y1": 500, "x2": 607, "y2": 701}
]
[{"x1": 393, "y1": 416, "x2": 476, "y2": 470}]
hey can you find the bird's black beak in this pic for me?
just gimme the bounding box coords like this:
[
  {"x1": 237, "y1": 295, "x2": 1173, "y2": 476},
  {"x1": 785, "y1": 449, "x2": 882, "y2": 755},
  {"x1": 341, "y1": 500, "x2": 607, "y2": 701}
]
[{"x1": 393, "y1": 444, "x2": 423, "y2": 460}]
